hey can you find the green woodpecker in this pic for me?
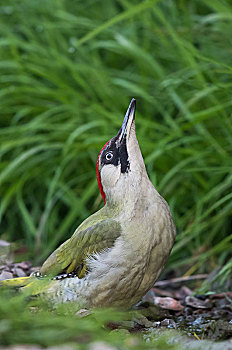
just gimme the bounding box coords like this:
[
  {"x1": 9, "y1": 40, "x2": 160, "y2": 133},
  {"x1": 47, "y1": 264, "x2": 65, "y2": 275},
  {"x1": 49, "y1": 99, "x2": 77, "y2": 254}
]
[{"x1": 1, "y1": 99, "x2": 176, "y2": 308}]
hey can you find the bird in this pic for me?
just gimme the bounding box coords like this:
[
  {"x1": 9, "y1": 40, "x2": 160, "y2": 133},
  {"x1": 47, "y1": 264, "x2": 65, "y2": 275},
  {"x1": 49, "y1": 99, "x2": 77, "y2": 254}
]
[{"x1": 0, "y1": 98, "x2": 176, "y2": 308}]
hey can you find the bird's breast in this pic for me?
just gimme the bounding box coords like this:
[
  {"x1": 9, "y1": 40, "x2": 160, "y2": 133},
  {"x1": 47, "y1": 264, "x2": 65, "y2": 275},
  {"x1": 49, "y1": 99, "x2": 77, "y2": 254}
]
[
  {"x1": 84, "y1": 193, "x2": 175, "y2": 307},
  {"x1": 51, "y1": 184, "x2": 176, "y2": 308}
]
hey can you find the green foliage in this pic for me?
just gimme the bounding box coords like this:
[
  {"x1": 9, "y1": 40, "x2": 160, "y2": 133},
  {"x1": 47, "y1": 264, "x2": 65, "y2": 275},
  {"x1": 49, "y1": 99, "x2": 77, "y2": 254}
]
[
  {"x1": 0, "y1": 291, "x2": 180, "y2": 349},
  {"x1": 0, "y1": 0, "x2": 231, "y2": 279}
]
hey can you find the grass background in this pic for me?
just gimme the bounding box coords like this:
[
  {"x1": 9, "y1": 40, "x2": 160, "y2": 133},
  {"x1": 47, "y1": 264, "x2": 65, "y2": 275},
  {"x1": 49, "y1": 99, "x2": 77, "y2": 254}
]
[{"x1": 0, "y1": 0, "x2": 232, "y2": 293}]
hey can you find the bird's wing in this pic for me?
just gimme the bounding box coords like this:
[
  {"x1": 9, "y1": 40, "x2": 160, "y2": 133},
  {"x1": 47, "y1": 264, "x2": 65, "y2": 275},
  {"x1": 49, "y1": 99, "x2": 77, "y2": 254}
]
[{"x1": 40, "y1": 217, "x2": 121, "y2": 278}]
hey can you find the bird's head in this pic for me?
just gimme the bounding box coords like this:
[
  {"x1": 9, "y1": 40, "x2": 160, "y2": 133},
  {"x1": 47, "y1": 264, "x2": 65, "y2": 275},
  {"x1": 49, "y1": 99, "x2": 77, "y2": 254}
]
[{"x1": 97, "y1": 99, "x2": 147, "y2": 206}]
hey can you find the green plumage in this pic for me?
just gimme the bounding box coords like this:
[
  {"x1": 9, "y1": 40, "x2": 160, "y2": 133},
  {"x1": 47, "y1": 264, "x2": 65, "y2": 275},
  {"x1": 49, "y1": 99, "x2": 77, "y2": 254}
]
[{"x1": 40, "y1": 209, "x2": 121, "y2": 278}]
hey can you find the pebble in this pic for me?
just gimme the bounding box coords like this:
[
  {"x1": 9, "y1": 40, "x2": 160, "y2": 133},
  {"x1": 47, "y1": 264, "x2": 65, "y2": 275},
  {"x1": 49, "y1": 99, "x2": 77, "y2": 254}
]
[
  {"x1": 160, "y1": 318, "x2": 176, "y2": 328},
  {"x1": 0, "y1": 271, "x2": 13, "y2": 281}
]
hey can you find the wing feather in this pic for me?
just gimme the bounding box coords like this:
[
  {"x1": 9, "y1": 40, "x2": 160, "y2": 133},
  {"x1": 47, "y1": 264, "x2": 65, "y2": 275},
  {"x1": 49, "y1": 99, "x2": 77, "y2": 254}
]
[{"x1": 40, "y1": 218, "x2": 121, "y2": 278}]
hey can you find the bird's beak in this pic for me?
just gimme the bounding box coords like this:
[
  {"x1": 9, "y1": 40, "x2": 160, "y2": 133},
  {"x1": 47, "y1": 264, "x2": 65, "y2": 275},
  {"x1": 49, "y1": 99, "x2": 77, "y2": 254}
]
[{"x1": 118, "y1": 98, "x2": 136, "y2": 144}]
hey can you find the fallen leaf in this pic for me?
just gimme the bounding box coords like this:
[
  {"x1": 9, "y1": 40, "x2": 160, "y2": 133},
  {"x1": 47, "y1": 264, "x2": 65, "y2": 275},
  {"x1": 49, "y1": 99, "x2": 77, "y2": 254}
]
[
  {"x1": 185, "y1": 296, "x2": 212, "y2": 309},
  {"x1": 153, "y1": 297, "x2": 184, "y2": 311}
]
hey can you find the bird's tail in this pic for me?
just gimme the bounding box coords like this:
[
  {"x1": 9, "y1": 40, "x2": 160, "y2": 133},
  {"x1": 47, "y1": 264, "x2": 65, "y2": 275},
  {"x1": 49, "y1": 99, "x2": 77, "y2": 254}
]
[
  {"x1": 0, "y1": 276, "x2": 35, "y2": 288},
  {"x1": 0, "y1": 275, "x2": 52, "y2": 297}
]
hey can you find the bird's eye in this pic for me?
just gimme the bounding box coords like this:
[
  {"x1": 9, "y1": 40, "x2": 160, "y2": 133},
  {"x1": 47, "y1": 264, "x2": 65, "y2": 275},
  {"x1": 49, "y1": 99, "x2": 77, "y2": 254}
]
[{"x1": 105, "y1": 152, "x2": 113, "y2": 161}]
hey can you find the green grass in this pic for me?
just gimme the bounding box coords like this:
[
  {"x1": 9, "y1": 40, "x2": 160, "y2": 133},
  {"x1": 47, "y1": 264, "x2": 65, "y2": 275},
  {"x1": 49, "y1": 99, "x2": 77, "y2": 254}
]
[
  {"x1": 0, "y1": 291, "x2": 184, "y2": 349},
  {"x1": 0, "y1": 0, "x2": 232, "y2": 284}
]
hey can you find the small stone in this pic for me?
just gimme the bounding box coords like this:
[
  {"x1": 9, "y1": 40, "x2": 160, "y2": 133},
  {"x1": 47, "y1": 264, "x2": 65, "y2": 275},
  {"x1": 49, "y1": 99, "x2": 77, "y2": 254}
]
[
  {"x1": 185, "y1": 315, "x2": 194, "y2": 322},
  {"x1": 16, "y1": 261, "x2": 32, "y2": 270},
  {"x1": 0, "y1": 270, "x2": 13, "y2": 281},
  {"x1": 0, "y1": 265, "x2": 8, "y2": 272},
  {"x1": 0, "y1": 240, "x2": 10, "y2": 247},
  {"x1": 75, "y1": 309, "x2": 91, "y2": 318},
  {"x1": 160, "y1": 318, "x2": 176, "y2": 328},
  {"x1": 14, "y1": 268, "x2": 27, "y2": 277}
]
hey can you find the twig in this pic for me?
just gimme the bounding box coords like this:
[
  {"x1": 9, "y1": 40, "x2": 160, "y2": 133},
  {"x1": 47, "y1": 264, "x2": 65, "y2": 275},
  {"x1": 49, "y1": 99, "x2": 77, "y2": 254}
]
[{"x1": 155, "y1": 274, "x2": 208, "y2": 287}]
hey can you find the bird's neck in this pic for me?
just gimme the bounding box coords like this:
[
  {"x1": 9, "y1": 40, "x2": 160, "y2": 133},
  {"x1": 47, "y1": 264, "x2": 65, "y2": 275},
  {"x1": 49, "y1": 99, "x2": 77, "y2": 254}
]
[
  {"x1": 103, "y1": 130, "x2": 157, "y2": 211},
  {"x1": 105, "y1": 168, "x2": 152, "y2": 212}
]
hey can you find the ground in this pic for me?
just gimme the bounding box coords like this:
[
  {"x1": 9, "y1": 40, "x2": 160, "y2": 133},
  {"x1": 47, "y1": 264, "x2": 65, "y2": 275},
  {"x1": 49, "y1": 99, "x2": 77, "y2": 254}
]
[{"x1": 0, "y1": 240, "x2": 231, "y2": 349}]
